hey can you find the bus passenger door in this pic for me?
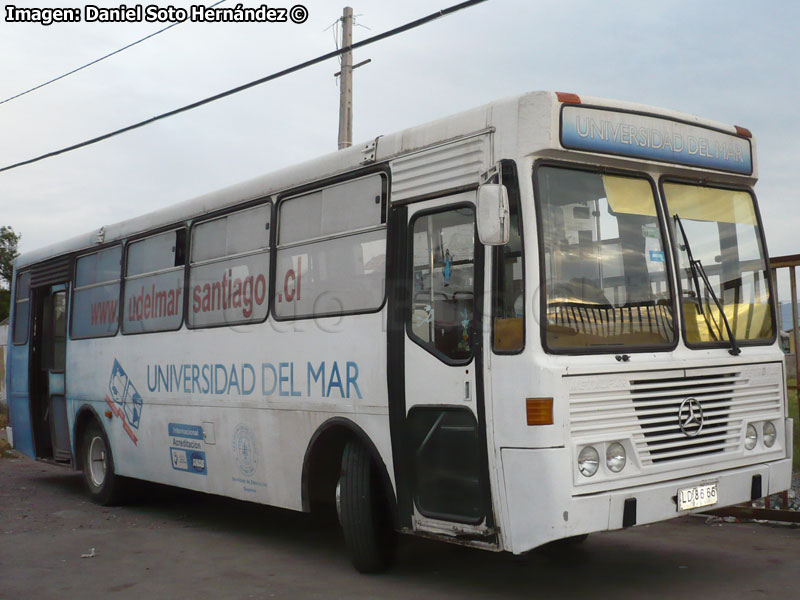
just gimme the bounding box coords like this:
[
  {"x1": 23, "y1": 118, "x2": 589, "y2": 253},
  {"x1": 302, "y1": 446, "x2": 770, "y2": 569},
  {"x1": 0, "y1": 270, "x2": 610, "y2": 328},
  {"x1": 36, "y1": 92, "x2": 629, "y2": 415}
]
[
  {"x1": 388, "y1": 193, "x2": 495, "y2": 536},
  {"x1": 30, "y1": 284, "x2": 72, "y2": 463}
]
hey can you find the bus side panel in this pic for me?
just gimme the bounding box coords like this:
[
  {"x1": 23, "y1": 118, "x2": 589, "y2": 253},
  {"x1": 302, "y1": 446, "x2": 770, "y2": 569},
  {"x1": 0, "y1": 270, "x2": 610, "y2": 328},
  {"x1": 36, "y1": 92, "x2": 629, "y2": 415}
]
[
  {"x1": 65, "y1": 312, "x2": 393, "y2": 511},
  {"x1": 7, "y1": 334, "x2": 34, "y2": 459},
  {"x1": 67, "y1": 396, "x2": 394, "y2": 512},
  {"x1": 94, "y1": 402, "x2": 394, "y2": 511}
]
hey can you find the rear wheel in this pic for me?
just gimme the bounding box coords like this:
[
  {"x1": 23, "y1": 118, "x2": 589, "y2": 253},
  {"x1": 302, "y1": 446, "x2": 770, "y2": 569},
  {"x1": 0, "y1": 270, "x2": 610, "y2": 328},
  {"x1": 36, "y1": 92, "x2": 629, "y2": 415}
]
[
  {"x1": 80, "y1": 421, "x2": 126, "y2": 505},
  {"x1": 337, "y1": 440, "x2": 396, "y2": 573}
]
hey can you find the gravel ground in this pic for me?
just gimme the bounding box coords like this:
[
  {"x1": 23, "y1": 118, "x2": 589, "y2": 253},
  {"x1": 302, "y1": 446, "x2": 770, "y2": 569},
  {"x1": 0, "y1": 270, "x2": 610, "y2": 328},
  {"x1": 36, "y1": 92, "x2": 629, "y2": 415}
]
[{"x1": 1, "y1": 452, "x2": 799, "y2": 600}]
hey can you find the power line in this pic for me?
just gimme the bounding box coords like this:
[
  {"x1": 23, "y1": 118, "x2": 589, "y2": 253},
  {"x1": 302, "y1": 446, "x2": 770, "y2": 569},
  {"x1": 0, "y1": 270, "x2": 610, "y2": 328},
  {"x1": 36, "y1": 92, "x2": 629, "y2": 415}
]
[
  {"x1": 0, "y1": 0, "x2": 229, "y2": 107},
  {"x1": 0, "y1": 0, "x2": 488, "y2": 175}
]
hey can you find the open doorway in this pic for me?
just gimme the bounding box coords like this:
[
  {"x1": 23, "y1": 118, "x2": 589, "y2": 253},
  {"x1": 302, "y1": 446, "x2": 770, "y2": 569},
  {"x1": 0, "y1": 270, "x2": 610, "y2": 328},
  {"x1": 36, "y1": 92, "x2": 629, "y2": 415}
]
[{"x1": 29, "y1": 284, "x2": 71, "y2": 463}]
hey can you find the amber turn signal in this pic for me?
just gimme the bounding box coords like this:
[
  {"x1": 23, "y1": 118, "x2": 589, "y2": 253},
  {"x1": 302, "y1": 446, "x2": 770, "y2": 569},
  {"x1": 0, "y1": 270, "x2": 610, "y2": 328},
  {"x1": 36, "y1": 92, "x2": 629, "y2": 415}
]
[
  {"x1": 526, "y1": 398, "x2": 553, "y2": 426},
  {"x1": 556, "y1": 92, "x2": 581, "y2": 105},
  {"x1": 104, "y1": 410, "x2": 113, "y2": 418}
]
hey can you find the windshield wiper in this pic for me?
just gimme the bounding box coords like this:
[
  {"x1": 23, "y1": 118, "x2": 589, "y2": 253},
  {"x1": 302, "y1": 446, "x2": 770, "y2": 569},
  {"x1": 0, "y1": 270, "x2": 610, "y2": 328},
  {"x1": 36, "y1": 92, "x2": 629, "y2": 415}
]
[{"x1": 674, "y1": 214, "x2": 741, "y2": 356}]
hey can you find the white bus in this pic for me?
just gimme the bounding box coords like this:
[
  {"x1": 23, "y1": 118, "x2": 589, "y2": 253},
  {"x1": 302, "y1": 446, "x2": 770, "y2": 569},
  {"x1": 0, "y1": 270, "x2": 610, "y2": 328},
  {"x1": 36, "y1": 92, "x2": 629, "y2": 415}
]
[{"x1": 5, "y1": 91, "x2": 791, "y2": 572}]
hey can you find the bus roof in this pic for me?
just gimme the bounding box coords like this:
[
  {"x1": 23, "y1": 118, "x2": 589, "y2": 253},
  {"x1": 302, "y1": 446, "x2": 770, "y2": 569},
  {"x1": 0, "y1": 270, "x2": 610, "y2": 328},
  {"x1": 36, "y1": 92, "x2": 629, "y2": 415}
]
[{"x1": 15, "y1": 90, "x2": 755, "y2": 270}]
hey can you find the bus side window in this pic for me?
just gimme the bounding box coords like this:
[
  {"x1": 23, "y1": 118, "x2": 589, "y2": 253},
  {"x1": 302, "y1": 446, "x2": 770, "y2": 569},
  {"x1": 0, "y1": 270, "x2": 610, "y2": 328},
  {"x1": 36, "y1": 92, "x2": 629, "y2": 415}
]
[
  {"x1": 492, "y1": 162, "x2": 524, "y2": 352},
  {"x1": 189, "y1": 204, "x2": 271, "y2": 328},
  {"x1": 409, "y1": 207, "x2": 475, "y2": 362},
  {"x1": 12, "y1": 271, "x2": 31, "y2": 345},
  {"x1": 274, "y1": 173, "x2": 386, "y2": 320},
  {"x1": 72, "y1": 246, "x2": 122, "y2": 339},
  {"x1": 123, "y1": 229, "x2": 185, "y2": 334}
]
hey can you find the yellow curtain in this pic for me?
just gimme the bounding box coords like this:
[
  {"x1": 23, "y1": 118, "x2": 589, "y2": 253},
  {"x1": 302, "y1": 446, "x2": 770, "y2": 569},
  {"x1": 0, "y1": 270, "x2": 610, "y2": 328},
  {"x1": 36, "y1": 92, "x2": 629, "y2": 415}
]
[
  {"x1": 602, "y1": 178, "x2": 757, "y2": 226},
  {"x1": 664, "y1": 184, "x2": 757, "y2": 225},
  {"x1": 602, "y1": 175, "x2": 657, "y2": 217}
]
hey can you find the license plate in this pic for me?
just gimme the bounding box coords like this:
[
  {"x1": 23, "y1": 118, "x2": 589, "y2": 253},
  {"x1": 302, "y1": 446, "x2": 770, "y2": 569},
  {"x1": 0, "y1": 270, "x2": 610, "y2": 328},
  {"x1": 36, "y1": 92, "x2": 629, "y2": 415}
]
[{"x1": 677, "y1": 482, "x2": 719, "y2": 511}]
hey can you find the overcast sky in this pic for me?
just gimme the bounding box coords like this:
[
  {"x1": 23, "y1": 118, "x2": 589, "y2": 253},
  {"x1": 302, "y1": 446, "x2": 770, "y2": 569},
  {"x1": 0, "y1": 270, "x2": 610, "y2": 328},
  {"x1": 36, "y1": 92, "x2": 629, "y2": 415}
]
[{"x1": 2, "y1": 1, "x2": 799, "y2": 284}]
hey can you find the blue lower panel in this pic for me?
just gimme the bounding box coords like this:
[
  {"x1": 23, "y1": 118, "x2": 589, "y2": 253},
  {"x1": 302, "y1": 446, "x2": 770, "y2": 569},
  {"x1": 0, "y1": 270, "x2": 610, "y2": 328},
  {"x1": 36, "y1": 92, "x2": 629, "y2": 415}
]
[{"x1": 9, "y1": 394, "x2": 34, "y2": 458}]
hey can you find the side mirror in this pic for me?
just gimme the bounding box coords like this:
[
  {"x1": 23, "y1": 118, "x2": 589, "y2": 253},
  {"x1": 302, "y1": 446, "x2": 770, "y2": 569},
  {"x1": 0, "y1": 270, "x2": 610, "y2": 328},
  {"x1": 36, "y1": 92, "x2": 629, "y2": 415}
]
[{"x1": 476, "y1": 184, "x2": 510, "y2": 246}]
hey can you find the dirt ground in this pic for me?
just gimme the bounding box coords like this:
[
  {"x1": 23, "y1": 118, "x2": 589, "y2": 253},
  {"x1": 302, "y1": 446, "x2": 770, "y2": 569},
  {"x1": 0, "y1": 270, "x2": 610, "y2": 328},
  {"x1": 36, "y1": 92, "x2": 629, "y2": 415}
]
[{"x1": 1, "y1": 446, "x2": 799, "y2": 600}]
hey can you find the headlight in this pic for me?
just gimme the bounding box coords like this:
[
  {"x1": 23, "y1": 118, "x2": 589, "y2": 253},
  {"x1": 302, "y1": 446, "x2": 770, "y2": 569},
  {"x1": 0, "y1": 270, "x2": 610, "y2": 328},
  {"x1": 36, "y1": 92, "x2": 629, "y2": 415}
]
[
  {"x1": 763, "y1": 422, "x2": 777, "y2": 448},
  {"x1": 745, "y1": 423, "x2": 758, "y2": 450},
  {"x1": 606, "y1": 442, "x2": 627, "y2": 473},
  {"x1": 578, "y1": 446, "x2": 599, "y2": 477}
]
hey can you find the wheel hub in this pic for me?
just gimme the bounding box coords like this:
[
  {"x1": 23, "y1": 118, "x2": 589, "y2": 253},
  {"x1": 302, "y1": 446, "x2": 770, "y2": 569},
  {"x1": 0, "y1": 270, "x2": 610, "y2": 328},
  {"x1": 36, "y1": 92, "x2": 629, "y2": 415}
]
[{"x1": 88, "y1": 436, "x2": 107, "y2": 487}]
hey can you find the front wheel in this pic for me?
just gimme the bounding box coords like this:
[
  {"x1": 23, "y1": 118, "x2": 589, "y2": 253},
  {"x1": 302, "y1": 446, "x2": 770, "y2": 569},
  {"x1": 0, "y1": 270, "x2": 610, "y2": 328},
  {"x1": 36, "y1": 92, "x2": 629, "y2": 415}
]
[
  {"x1": 80, "y1": 421, "x2": 127, "y2": 505},
  {"x1": 540, "y1": 533, "x2": 590, "y2": 556},
  {"x1": 337, "y1": 440, "x2": 396, "y2": 573}
]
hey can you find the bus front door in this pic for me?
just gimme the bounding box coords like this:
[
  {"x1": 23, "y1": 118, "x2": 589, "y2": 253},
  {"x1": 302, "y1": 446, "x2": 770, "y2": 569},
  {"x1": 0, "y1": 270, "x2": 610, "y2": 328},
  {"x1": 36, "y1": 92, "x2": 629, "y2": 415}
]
[
  {"x1": 390, "y1": 193, "x2": 495, "y2": 536},
  {"x1": 30, "y1": 284, "x2": 72, "y2": 463}
]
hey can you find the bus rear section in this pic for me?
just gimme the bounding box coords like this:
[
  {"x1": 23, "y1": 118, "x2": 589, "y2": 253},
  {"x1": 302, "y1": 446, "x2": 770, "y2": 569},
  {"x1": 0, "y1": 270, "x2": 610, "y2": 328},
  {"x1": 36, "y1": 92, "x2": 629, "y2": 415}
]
[{"x1": 5, "y1": 267, "x2": 73, "y2": 466}]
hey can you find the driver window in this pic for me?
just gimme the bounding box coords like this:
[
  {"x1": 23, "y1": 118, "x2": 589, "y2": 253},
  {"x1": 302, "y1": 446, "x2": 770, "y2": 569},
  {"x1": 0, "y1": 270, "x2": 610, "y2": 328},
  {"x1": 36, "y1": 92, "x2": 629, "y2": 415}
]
[{"x1": 409, "y1": 207, "x2": 476, "y2": 361}]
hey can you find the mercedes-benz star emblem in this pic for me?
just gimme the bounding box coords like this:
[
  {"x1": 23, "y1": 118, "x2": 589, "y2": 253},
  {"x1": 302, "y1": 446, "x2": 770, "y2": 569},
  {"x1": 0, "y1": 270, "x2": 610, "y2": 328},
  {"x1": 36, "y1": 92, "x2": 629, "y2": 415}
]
[{"x1": 678, "y1": 397, "x2": 704, "y2": 438}]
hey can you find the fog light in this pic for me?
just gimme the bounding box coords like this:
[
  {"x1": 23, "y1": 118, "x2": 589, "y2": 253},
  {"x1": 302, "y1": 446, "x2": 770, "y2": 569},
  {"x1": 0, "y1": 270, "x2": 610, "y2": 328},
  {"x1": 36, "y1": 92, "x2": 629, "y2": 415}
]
[
  {"x1": 763, "y1": 422, "x2": 777, "y2": 448},
  {"x1": 578, "y1": 446, "x2": 599, "y2": 478},
  {"x1": 745, "y1": 423, "x2": 758, "y2": 450},
  {"x1": 606, "y1": 442, "x2": 626, "y2": 473}
]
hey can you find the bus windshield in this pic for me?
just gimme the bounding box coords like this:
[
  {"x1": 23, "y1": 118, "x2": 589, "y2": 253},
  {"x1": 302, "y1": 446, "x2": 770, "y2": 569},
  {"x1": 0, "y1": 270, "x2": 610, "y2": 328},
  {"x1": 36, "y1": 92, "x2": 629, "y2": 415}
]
[
  {"x1": 664, "y1": 182, "x2": 773, "y2": 345},
  {"x1": 537, "y1": 166, "x2": 675, "y2": 351}
]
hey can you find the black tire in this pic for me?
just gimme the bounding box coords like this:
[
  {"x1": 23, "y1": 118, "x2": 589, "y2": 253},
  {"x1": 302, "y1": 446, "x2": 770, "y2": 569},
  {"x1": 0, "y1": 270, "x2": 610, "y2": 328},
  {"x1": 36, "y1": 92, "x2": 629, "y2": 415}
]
[
  {"x1": 80, "y1": 421, "x2": 127, "y2": 505},
  {"x1": 540, "y1": 533, "x2": 590, "y2": 555},
  {"x1": 561, "y1": 533, "x2": 589, "y2": 545},
  {"x1": 338, "y1": 440, "x2": 397, "y2": 573}
]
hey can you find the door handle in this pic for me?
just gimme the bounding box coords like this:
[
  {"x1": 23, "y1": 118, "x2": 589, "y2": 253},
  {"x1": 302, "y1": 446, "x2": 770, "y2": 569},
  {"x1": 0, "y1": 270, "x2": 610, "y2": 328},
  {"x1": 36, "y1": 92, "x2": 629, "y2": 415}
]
[{"x1": 470, "y1": 325, "x2": 481, "y2": 349}]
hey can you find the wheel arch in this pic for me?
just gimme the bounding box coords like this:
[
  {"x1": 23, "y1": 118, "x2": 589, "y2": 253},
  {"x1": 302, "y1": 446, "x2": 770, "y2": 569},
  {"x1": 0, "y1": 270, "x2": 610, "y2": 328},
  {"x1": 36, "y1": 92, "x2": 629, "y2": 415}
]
[
  {"x1": 301, "y1": 417, "x2": 396, "y2": 519},
  {"x1": 72, "y1": 403, "x2": 105, "y2": 466}
]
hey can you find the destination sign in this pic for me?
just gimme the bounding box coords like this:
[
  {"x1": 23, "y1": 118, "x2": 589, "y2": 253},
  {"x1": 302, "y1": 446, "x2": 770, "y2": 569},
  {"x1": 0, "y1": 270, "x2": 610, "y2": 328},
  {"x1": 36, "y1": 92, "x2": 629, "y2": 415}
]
[{"x1": 561, "y1": 105, "x2": 752, "y2": 175}]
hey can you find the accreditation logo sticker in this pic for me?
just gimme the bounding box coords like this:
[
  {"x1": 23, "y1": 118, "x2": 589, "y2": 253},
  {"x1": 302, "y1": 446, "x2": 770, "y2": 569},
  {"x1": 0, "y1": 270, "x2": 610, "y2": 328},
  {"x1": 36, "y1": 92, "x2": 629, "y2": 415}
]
[{"x1": 169, "y1": 423, "x2": 208, "y2": 476}]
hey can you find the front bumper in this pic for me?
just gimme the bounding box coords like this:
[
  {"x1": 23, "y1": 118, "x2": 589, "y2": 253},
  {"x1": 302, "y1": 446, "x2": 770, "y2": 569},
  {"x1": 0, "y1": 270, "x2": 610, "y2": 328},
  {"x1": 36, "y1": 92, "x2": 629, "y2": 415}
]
[{"x1": 499, "y1": 427, "x2": 793, "y2": 554}]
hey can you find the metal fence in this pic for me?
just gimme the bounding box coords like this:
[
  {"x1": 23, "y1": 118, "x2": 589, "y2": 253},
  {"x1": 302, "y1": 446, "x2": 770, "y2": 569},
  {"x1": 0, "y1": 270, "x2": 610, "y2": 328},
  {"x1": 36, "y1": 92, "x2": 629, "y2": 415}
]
[
  {"x1": 771, "y1": 253, "x2": 800, "y2": 390},
  {"x1": 705, "y1": 255, "x2": 800, "y2": 521},
  {"x1": 758, "y1": 253, "x2": 799, "y2": 516}
]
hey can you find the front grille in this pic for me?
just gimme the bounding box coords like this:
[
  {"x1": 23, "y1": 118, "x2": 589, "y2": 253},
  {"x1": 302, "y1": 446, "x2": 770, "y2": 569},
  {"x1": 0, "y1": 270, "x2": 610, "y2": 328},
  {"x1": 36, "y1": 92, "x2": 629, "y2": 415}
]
[
  {"x1": 630, "y1": 374, "x2": 735, "y2": 463},
  {"x1": 568, "y1": 364, "x2": 782, "y2": 467}
]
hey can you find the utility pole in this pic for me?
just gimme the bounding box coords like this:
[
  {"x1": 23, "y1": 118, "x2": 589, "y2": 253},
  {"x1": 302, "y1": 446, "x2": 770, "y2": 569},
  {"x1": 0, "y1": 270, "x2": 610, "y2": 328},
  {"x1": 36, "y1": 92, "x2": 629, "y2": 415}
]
[
  {"x1": 337, "y1": 6, "x2": 354, "y2": 150},
  {"x1": 335, "y1": 6, "x2": 371, "y2": 150}
]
